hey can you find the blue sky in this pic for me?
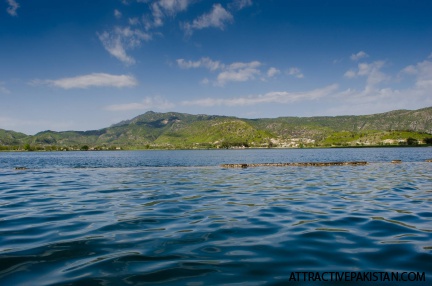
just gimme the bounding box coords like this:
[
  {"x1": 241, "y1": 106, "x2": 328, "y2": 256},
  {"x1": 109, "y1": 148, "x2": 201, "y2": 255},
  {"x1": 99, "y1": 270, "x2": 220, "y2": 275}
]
[{"x1": 1, "y1": 0, "x2": 432, "y2": 135}]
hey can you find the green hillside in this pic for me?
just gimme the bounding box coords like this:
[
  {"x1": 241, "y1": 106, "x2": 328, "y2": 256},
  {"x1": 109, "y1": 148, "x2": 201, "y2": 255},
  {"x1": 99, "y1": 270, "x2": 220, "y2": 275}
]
[
  {"x1": 155, "y1": 119, "x2": 274, "y2": 148},
  {"x1": 1, "y1": 107, "x2": 431, "y2": 150},
  {"x1": 0, "y1": 129, "x2": 28, "y2": 150}
]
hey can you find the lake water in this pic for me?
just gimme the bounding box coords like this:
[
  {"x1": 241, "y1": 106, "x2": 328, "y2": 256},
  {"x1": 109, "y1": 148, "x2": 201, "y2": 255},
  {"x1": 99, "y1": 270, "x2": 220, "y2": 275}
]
[{"x1": 0, "y1": 148, "x2": 431, "y2": 285}]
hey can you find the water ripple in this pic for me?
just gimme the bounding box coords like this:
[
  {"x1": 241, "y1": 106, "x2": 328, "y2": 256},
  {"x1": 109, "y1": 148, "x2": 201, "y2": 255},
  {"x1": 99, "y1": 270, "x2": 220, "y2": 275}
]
[{"x1": 0, "y1": 149, "x2": 431, "y2": 285}]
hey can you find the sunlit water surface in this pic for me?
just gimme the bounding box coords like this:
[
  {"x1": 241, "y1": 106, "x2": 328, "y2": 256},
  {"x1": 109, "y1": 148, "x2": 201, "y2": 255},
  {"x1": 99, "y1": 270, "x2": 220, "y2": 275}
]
[{"x1": 0, "y1": 148, "x2": 431, "y2": 285}]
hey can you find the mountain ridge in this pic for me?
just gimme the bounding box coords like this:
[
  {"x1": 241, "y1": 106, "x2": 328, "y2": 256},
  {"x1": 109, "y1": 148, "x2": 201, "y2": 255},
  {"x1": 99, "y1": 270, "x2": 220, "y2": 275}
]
[{"x1": 1, "y1": 107, "x2": 431, "y2": 150}]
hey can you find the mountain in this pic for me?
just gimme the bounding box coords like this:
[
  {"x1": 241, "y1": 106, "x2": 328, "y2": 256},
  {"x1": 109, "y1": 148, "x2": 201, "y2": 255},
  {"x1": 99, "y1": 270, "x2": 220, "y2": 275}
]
[
  {"x1": 246, "y1": 107, "x2": 432, "y2": 142},
  {"x1": 0, "y1": 129, "x2": 28, "y2": 146},
  {"x1": 1, "y1": 107, "x2": 431, "y2": 150}
]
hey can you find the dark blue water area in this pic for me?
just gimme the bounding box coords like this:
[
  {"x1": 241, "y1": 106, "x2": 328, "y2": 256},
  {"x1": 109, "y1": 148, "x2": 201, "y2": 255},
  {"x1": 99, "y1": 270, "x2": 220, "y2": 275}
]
[
  {"x1": 0, "y1": 147, "x2": 432, "y2": 169},
  {"x1": 0, "y1": 148, "x2": 431, "y2": 285}
]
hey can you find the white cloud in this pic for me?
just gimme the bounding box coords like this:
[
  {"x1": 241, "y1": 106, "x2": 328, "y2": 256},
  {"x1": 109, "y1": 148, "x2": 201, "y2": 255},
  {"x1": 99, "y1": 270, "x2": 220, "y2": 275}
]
[
  {"x1": 38, "y1": 73, "x2": 138, "y2": 89},
  {"x1": 150, "y1": 2, "x2": 164, "y2": 28},
  {"x1": 216, "y1": 61, "x2": 261, "y2": 85},
  {"x1": 177, "y1": 57, "x2": 224, "y2": 71},
  {"x1": 407, "y1": 60, "x2": 432, "y2": 89},
  {"x1": 333, "y1": 58, "x2": 343, "y2": 64},
  {"x1": 179, "y1": 55, "x2": 432, "y2": 115},
  {"x1": 228, "y1": 0, "x2": 252, "y2": 11},
  {"x1": 6, "y1": 0, "x2": 19, "y2": 16},
  {"x1": 157, "y1": 0, "x2": 191, "y2": 14},
  {"x1": 350, "y1": 51, "x2": 369, "y2": 61},
  {"x1": 105, "y1": 96, "x2": 174, "y2": 111},
  {"x1": 182, "y1": 84, "x2": 338, "y2": 107},
  {"x1": 333, "y1": 57, "x2": 432, "y2": 114},
  {"x1": 177, "y1": 57, "x2": 266, "y2": 85},
  {"x1": 101, "y1": 1, "x2": 194, "y2": 64},
  {"x1": 98, "y1": 31, "x2": 134, "y2": 65},
  {"x1": 226, "y1": 61, "x2": 260, "y2": 70},
  {"x1": 200, "y1": 78, "x2": 210, "y2": 85},
  {"x1": 98, "y1": 27, "x2": 151, "y2": 65},
  {"x1": 144, "y1": 0, "x2": 193, "y2": 30},
  {"x1": 129, "y1": 17, "x2": 140, "y2": 25},
  {"x1": 344, "y1": 69, "x2": 356, "y2": 78},
  {"x1": 183, "y1": 4, "x2": 233, "y2": 35},
  {"x1": 287, "y1": 67, "x2": 304, "y2": 78},
  {"x1": 267, "y1": 67, "x2": 280, "y2": 78},
  {"x1": 401, "y1": 65, "x2": 417, "y2": 75},
  {"x1": 345, "y1": 61, "x2": 389, "y2": 92},
  {"x1": 114, "y1": 9, "x2": 122, "y2": 19},
  {"x1": 333, "y1": 85, "x2": 432, "y2": 116}
]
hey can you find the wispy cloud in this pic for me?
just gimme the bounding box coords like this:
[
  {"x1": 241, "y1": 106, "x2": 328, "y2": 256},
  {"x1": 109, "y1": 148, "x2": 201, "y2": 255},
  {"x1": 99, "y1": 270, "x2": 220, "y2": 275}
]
[
  {"x1": 0, "y1": 82, "x2": 11, "y2": 94},
  {"x1": 105, "y1": 96, "x2": 174, "y2": 111},
  {"x1": 216, "y1": 61, "x2": 261, "y2": 85},
  {"x1": 287, "y1": 67, "x2": 304, "y2": 78},
  {"x1": 144, "y1": 0, "x2": 193, "y2": 30},
  {"x1": 176, "y1": 57, "x2": 285, "y2": 85},
  {"x1": 344, "y1": 60, "x2": 389, "y2": 92},
  {"x1": 267, "y1": 67, "x2": 280, "y2": 78},
  {"x1": 114, "y1": 9, "x2": 122, "y2": 19},
  {"x1": 156, "y1": 0, "x2": 191, "y2": 15},
  {"x1": 228, "y1": 0, "x2": 253, "y2": 11},
  {"x1": 133, "y1": 0, "x2": 246, "y2": 33},
  {"x1": 402, "y1": 59, "x2": 432, "y2": 89},
  {"x1": 177, "y1": 57, "x2": 224, "y2": 71},
  {"x1": 35, "y1": 73, "x2": 138, "y2": 89},
  {"x1": 182, "y1": 4, "x2": 233, "y2": 35},
  {"x1": 99, "y1": 1, "x2": 192, "y2": 65},
  {"x1": 0, "y1": 116, "x2": 75, "y2": 135},
  {"x1": 182, "y1": 84, "x2": 338, "y2": 107},
  {"x1": 401, "y1": 65, "x2": 417, "y2": 75},
  {"x1": 333, "y1": 56, "x2": 432, "y2": 114},
  {"x1": 98, "y1": 27, "x2": 151, "y2": 65},
  {"x1": 343, "y1": 69, "x2": 356, "y2": 78},
  {"x1": 129, "y1": 17, "x2": 140, "y2": 25},
  {"x1": 333, "y1": 84, "x2": 432, "y2": 116},
  {"x1": 101, "y1": 1, "x2": 251, "y2": 64},
  {"x1": 350, "y1": 51, "x2": 369, "y2": 61},
  {"x1": 6, "y1": 0, "x2": 19, "y2": 16}
]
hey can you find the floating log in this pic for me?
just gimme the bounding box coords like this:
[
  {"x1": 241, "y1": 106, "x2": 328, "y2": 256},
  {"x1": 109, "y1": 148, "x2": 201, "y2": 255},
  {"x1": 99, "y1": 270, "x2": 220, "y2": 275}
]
[
  {"x1": 391, "y1": 160, "x2": 402, "y2": 164},
  {"x1": 15, "y1": 167, "x2": 28, "y2": 170},
  {"x1": 221, "y1": 161, "x2": 368, "y2": 168},
  {"x1": 220, "y1": 164, "x2": 249, "y2": 168},
  {"x1": 426, "y1": 159, "x2": 432, "y2": 162}
]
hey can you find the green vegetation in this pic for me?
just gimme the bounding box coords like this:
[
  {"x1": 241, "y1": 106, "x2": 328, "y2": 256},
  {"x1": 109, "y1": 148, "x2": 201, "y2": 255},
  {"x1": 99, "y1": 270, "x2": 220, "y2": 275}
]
[
  {"x1": 1, "y1": 107, "x2": 432, "y2": 151},
  {"x1": 80, "y1": 145, "x2": 89, "y2": 151}
]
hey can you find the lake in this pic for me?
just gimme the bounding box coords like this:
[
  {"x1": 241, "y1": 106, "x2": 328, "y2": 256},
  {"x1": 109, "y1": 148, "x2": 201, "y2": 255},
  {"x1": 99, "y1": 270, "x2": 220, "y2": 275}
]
[{"x1": 0, "y1": 148, "x2": 431, "y2": 285}]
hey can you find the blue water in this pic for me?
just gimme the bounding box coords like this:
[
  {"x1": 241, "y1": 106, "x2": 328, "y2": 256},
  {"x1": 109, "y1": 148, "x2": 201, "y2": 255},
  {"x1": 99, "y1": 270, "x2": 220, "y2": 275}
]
[{"x1": 0, "y1": 148, "x2": 431, "y2": 285}]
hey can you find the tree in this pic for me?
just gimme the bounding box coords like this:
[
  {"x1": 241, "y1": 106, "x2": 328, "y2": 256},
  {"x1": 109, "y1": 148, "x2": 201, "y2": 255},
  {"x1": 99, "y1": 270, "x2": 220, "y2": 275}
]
[
  {"x1": 406, "y1": 137, "x2": 418, "y2": 146},
  {"x1": 80, "y1": 145, "x2": 89, "y2": 151},
  {"x1": 424, "y1": 137, "x2": 432, "y2": 144}
]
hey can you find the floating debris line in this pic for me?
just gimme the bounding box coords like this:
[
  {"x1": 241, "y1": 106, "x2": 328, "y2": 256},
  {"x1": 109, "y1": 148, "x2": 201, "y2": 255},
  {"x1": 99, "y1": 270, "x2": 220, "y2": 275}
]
[{"x1": 221, "y1": 161, "x2": 368, "y2": 168}]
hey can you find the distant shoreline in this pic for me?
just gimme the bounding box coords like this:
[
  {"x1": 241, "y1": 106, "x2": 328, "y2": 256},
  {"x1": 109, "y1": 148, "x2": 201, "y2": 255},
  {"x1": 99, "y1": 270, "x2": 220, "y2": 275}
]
[{"x1": 1, "y1": 144, "x2": 432, "y2": 153}]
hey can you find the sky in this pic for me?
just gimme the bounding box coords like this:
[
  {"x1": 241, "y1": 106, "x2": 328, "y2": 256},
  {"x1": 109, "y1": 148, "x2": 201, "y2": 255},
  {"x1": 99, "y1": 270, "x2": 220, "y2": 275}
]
[{"x1": 1, "y1": 0, "x2": 432, "y2": 135}]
